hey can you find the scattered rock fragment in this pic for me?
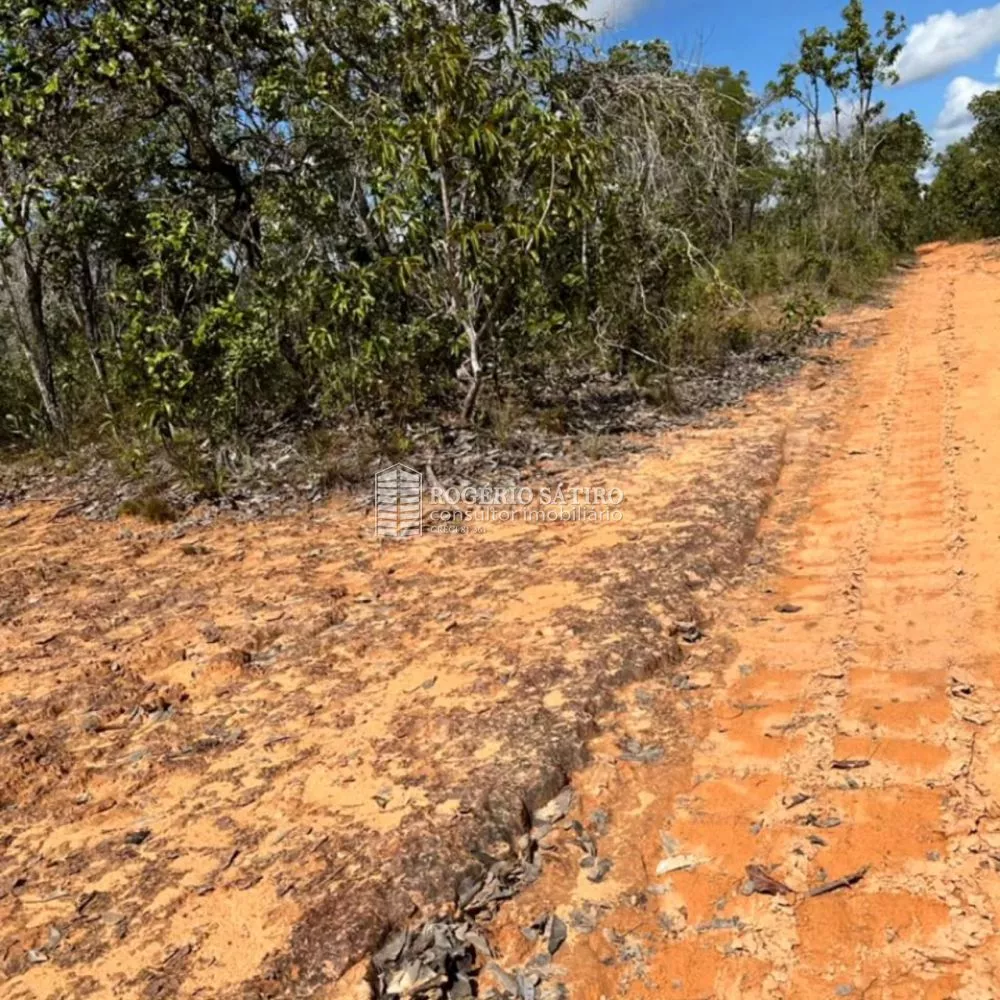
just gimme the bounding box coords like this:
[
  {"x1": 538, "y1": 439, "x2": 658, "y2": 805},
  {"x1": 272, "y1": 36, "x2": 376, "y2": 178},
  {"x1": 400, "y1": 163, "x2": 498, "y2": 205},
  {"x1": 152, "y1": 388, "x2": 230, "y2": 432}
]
[
  {"x1": 671, "y1": 621, "x2": 703, "y2": 643},
  {"x1": 949, "y1": 679, "x2": 974, "y2": 699},
  {"x1": 547, "y1": 916, "x2": 567, "y2": 956},
  {"x1": 744, "y1": 864, "x2": 794, "y2": 896},
  {"x1": 656, "y1": 855, "x2": 704, "y2": 876},
  {"x1": 588, "y1": 809, "x2": 610, "y2": 836},
  {"x1": 533, "y1": 788, "x2": 573, "y2": 827},
  {"x1": 586, "y1": 858, "x2": 613, "y2": 883},
  {"x1": 373, "y1": 921, "x2": 478, "y2": 999},
  {"x1": 800, "y1": 814, "x2": 841, "y2": 829},
  {"x1": 568, "y1": 821, "x2": 598, "y2": 862}
]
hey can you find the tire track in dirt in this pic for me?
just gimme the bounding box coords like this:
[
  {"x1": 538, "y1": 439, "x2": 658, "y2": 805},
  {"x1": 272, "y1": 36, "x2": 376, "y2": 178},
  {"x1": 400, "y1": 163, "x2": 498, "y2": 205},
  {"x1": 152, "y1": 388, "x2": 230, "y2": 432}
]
[{"x1": 478, "y1": 243, "x2": 1000, "y2": 999}]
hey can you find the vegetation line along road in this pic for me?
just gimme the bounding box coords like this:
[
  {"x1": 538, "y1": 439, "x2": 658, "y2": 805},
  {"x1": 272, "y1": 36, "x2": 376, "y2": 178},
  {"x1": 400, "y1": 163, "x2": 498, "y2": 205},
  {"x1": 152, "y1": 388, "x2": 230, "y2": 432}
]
[{"x1": 2, "y1": 0, "x2": 989, "y2": 498}]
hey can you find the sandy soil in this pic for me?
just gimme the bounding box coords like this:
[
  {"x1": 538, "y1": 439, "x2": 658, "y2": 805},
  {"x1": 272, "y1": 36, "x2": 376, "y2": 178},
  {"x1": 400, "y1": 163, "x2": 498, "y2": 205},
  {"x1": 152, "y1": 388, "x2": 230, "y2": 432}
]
[
  {"x1": 0, "y1": 342, "x2": 795, "y2": 992},
  {"x1": 481, "y1": 242, "x2": 1000, "y2": 999},
  {"x1": 4, "y1": 241, "x2": 996, "y2": 1000}
]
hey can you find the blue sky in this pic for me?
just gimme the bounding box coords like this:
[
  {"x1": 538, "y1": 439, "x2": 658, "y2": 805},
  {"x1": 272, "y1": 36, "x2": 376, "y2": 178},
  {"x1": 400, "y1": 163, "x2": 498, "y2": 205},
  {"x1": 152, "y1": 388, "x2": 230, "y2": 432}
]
[{"x1": 591, "y1": 0, "x2": 1000, "y2": 151}]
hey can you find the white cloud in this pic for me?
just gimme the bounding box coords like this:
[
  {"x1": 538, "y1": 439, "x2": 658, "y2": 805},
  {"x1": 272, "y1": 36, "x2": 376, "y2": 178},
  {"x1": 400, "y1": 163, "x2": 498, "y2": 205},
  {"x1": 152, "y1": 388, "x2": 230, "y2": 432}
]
[
  {"x1": 580, "y1": 0, "x2": 647, "y2": 27},
  {"x1": 530, "y1": 0, "x2": 646, "y2": 27},
  {"x1": 896, "y1": 4, "x2": 1000, "y2": 84},
  {"x1": 933, "y1": 74, "x2": 998, "y2": 145},
  {"x1": 757, "y1": 103, "x2": 865, "y2": 158}
]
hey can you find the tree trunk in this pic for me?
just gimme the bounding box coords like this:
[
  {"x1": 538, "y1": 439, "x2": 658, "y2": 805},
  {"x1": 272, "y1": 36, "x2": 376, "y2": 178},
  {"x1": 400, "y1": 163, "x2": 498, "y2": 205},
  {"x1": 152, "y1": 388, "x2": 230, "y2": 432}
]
[
  {"x1": 1, "y1": 241, "x2": 63, "y2": 433},
  {"x1": 75, "y1": 244, "x2": 117, "y2": 422},
  {"x1": 460, "y1": 320, "x2": 483, "y2": 423}
]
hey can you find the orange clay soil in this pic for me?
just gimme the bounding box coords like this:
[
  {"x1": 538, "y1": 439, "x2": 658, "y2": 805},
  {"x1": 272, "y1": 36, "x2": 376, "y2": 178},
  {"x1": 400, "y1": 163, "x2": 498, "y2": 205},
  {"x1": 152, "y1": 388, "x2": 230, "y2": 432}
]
[
  {"x1": 2, "y1": 242, "x2": 995, "y2": 1000},
  {"x1": 479, "y1": 241, "x2": 1000, "y2": 999},
  {"x1": 0, "y1": 348, "x2": 793, "y2": 994}
]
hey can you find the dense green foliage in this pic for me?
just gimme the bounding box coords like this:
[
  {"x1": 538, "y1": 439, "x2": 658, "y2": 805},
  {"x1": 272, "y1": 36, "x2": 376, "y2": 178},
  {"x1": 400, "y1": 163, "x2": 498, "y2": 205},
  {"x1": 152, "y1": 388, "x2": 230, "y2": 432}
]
[
  {"x1": 0, "y1": 0, "x2": 934, "y2": 462},
  {"x1": 925, "y1": 91, "x2": 1000, "y2": 240}
]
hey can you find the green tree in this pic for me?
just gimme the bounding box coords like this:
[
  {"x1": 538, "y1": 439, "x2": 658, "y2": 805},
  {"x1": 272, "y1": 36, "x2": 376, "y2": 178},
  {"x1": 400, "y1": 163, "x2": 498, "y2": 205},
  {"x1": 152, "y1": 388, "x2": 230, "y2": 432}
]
[
  {"x1": 0, "y1": 0, "x2": 941, "y2": 462},
  {"x1": 925, "y1": 140, "x2": 991, "y2": 238}
]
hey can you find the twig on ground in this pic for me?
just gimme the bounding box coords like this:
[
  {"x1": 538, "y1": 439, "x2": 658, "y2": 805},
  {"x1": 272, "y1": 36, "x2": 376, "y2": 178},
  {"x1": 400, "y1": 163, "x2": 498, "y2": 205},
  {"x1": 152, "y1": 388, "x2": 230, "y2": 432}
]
[{"x1": 807, "y1": 866, "x2": 868, "y2": 897}]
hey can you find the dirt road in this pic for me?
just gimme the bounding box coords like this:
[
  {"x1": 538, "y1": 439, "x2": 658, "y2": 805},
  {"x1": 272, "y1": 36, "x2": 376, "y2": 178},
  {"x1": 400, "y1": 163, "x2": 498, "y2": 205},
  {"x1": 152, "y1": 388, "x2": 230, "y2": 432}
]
[
  {"x1": 481, "y1": 242, "x2": 1000, "y2": 998},
  {"x1": 0, "y1": 319, "x2": 787, "y2": 993},
  {"x1": 2, "y1": 241, "x2": 999, "y2": 999}
]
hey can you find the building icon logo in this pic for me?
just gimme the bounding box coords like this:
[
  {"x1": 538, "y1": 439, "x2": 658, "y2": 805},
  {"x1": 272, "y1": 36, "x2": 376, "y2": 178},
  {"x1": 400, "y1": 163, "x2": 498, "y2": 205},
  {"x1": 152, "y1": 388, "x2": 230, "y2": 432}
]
[{"x1": 374, "y1": 464, "x2": 423, "y2": 538}]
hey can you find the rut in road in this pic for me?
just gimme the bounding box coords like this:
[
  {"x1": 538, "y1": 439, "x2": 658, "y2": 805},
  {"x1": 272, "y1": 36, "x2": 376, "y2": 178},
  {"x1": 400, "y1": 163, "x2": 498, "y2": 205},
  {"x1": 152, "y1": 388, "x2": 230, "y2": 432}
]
[{"x1": 480, "y1": 243, "x2": 1000, "y2": 999}]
